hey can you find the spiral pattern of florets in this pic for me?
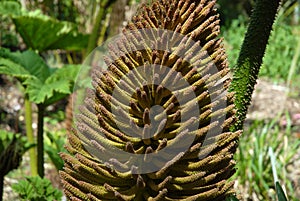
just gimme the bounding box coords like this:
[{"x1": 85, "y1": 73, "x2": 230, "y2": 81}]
[{"x1": 60, "y1": 0, "x2": 241, "y2": 200}]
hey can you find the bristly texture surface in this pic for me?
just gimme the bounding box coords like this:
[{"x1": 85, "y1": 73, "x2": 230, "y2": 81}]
[{"x1": 60, "y1": 0, "x2": 241, "y2": 200}]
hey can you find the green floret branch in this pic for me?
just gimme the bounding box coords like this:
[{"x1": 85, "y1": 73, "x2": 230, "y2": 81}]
[{"x1": 60, "y1": 0, "x2": 241, "y2": 200}]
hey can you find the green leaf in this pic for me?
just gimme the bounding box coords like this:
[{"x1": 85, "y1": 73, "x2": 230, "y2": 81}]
[
  {"x1": 44, "y1": 144, "x2": 64, "y2": 170},
  {"x1": 44, "y1": 131, "x2": 66, "y2": 170},
  {"x1": 0, "y1": 130, "x2": 13, "y2": 153},
  {"x1": 275, "y1": 182, "x2": 288, "y2": 201},
  {"x1": 24, "y1": 64, "x2": 81, "y2": 105},
  {"x1": 0, "y1": 58, "x2": 31, "y2": 82},
  {"x1": 46, "y1": 64, "x2": 81, "y2": 84},
  {"x1": 0, "y1": 1, "x2": 21, "y2": 17},
  {"x1": 12, "y1": 179, "x2": 34, "y2": 199},
  {"x1": 12, "y1": 12, "x2": 88, "y2": 51},
  {"x1": 12, "y1": 176, "x2": 62, "y2": 201},
  {"x1": 0, "y1": 48, "x2": 51, "y2": 83},
  {"x1": 18, "y1": 51, "x2": 50, "y2": 81},
  {"x1": 0, "y1": 48, "x2": 79, "y2": 105},
  {"x1": 24, "y1": 77, "x2": 70, "y2": 104},
  {"x1": 46, "y1": 31, "x2": 89, "y2": 51}
]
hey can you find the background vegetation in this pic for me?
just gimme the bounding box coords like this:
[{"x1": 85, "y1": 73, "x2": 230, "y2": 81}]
[{"x1": 0, "y1": 0, "x2": 299, "y2": 200}]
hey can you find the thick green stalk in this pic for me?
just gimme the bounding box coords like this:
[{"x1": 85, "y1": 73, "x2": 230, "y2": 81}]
[
  {"x1": 229, "y1": 0, "x2": 281, "y2": 131},
  {"x1": 98, "y1": 6, "x2": 112, "y2": 45},
  {"x1": 24, "y1": 97, "x2": 38, "y2": 176},
  {"x1": 86, "y1": 0, "x2": 116, "y2": 55},
  {"x1": 86, "y1": 2, "x2": 107, "y2": 55},
  {"x1": 37, "y1": 104, "x2": 45, "y2": 178}
]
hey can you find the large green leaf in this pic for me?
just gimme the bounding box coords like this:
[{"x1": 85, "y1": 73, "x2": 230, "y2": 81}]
[
  {"x1": 45, "y1": 131, "x2": 66, "y2": 170},
  {"x1": 24, "y1": 77, "x2": 70, "y2": 104},
  {"x1": 12, "y1": 11, "x2": 88, "y2": 51},
  {"x1": 0, "y1": 57, "x2": 32, "y2": 82},
  {"x1": 24, "y1": 65, "x2": 81, "y2": 105},
  {"x1": 0, "y1": 48, "x2": 80, "y2": 106},
  {"x1": 45, "y1": 64, "x2": 80, "y2": 84},
  {"x1": 46, "y1": 31, "x2": 89, "y2": 51},
  {"x1": 0, "y1": 48, "x2": 50, "y2": 82}
]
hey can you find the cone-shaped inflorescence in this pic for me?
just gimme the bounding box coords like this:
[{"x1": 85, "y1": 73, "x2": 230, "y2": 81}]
[{"x1": 60, "y1": 0, "x2": 241, "y2": 200}]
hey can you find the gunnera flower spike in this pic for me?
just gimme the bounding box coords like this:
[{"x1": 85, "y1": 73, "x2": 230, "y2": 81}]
[{"x1": 60, "y1": 0, "x2": 241, "y2": 200}]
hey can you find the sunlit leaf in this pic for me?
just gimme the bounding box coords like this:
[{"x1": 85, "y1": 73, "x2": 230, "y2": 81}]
[
  {"x1": 24, "y1": 64, "x2": 81, "y2": 105},
  {"x1": 0, "y1": 48, "x2": 80, "y2": 105},
  {"x1": 0, "y1": 48, "x2": 51, "y2": 82},
  {"x1": 12, "y1": 176, "x2": 62, "y2": 200},
  {"x1": 24, "y1": 77, "x2": 70, "y2": 104},
  {"x1": 44, "y1": 131, "x2": 66, "y2": 170},
  {"x1": 45, "y1": 64, "x2": 81, "y2": 84},
  {"x1": 46, "y1": 32, "x2": 89, "y2": 51},
  {"x1": 12, "y1": 12, "x2": 88, "y2": 51},
  {"x1": 0, "y1": 57, "x2": 32, "y2": 82}
]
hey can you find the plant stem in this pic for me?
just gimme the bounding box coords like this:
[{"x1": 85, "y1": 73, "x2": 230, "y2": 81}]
[
  {"x1": 98, "y1": 6, "x2": 112, "y2": 45},
  {"x1": 66, "y1": 52, "x2": 74, "y2": 64},
  {"x1": 86, "y1": 0, "x2": 116, "y2": 56},
  {"x1": 37, "y1": 104, "x2": 45, "y2": 178},
  {"x1": 24, "y1": 97, "x2": 38, "y2": 176},
  {"x1": 287, "y1": 35, "x2": 300, "y2": 88},
  {"x1": 86, "y1": 2, "x2": 106, "y2": 55},
  {"x1": 229, "y1": 0, "x2": 281, "y2": 131}
]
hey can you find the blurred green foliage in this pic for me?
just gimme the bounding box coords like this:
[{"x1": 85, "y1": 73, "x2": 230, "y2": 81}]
[
  {"x1": 44, "y1": 112, "x2": 67, "y2": 171},
  {"x1": 0, "y1": 48, "x2": 81, "y2": 106},
  {"x1": 218, "y1": 0, "x2": 254, "y2": 24},
  {"x1": 26, "y1": 0, "x2": 79, "y2": 23},
  {"x1": 234, "y1": 116, "x2": 300, "y2": 200},
  {"x1": 12, "y1": 176, "x2": 62, "y2": 201},
  {"x1": 222, "y1": 18, "x2": 300, "y2": 82}
]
